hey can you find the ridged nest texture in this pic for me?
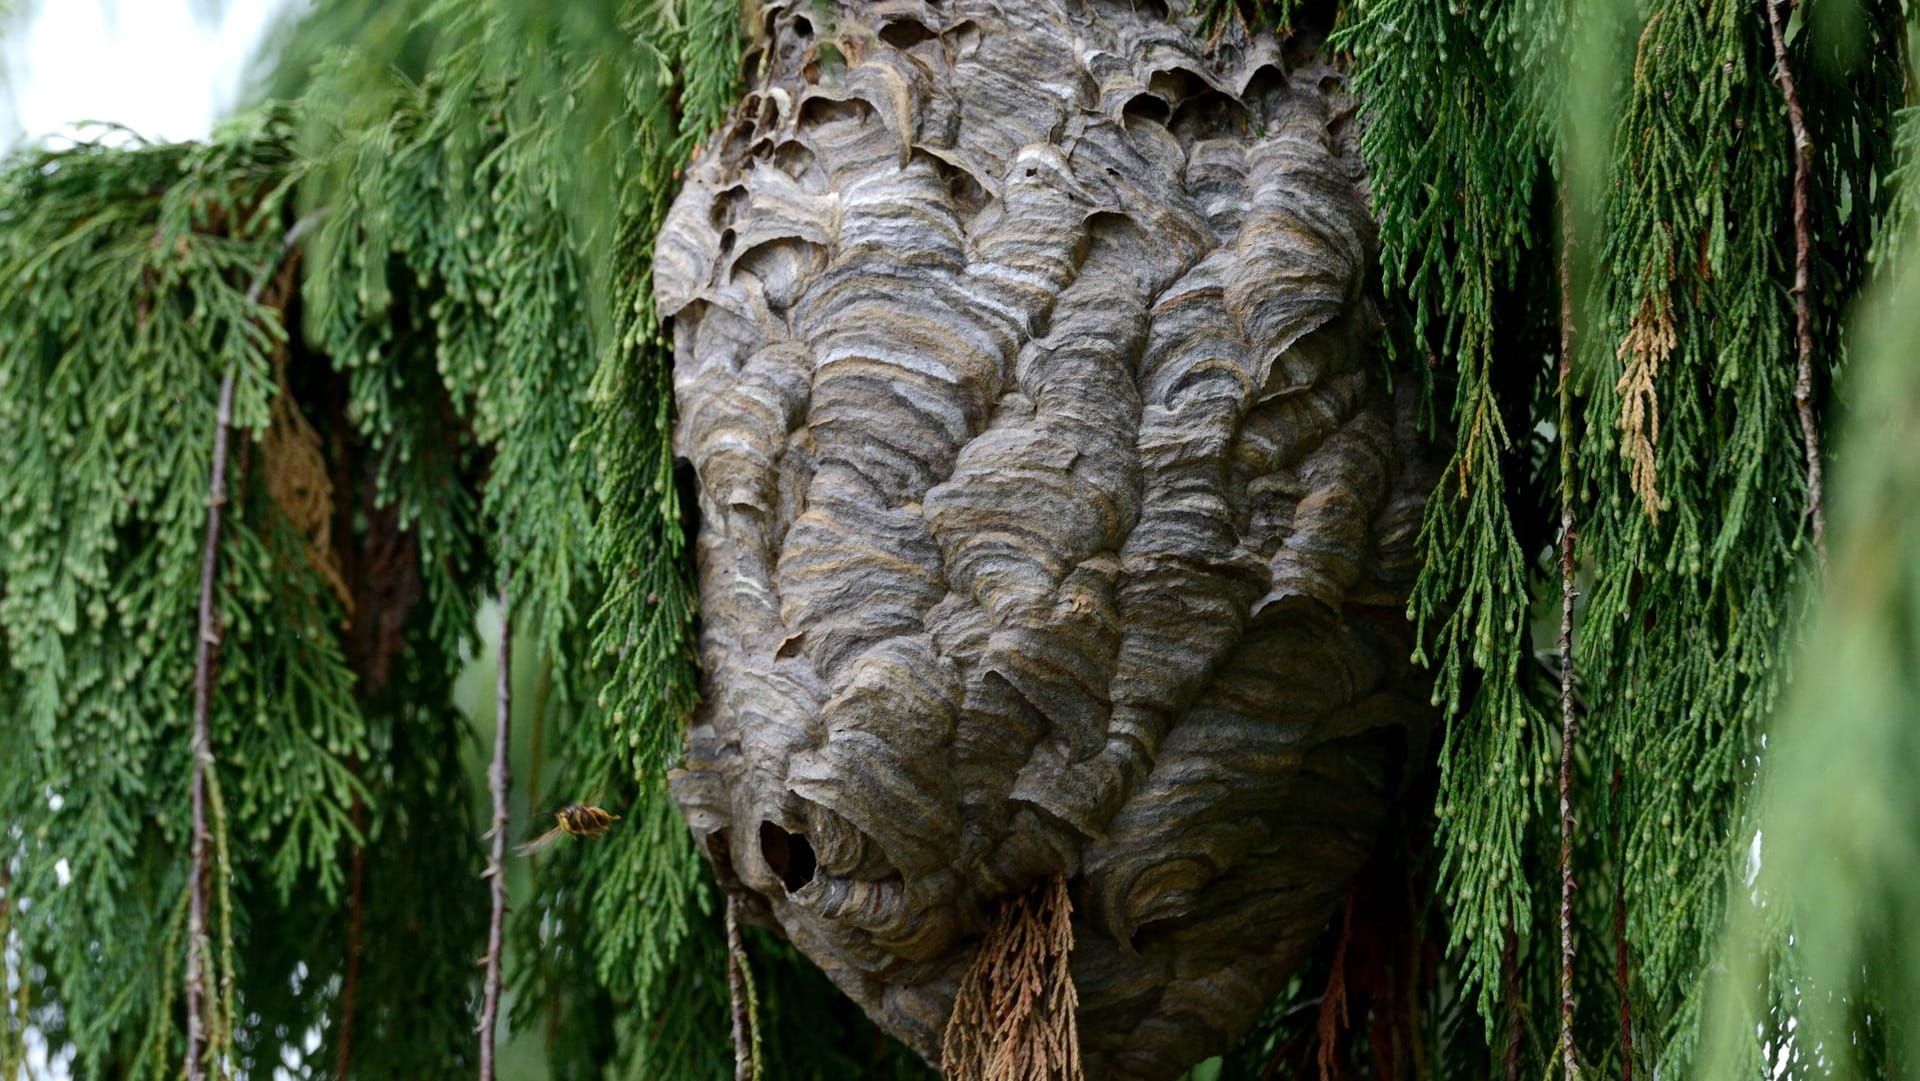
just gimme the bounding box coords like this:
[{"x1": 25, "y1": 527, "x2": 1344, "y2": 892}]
[{"x1": 657, "y1": 2, "x2": 1436, "y2": 1077}]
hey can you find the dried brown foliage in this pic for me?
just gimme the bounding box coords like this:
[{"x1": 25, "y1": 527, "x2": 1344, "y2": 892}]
[
  {"x1": 942, "y1": 875, "x2": 1083, "y2": 1081},
  {"x1": 1615, "y1": 293, "x2": 1675, "y2": 522},
  {"x1": 262, "y1": 344, "x2": 351, "y2": 610}
]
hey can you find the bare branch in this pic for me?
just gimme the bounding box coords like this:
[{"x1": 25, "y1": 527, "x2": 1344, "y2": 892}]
[
  {"x1": 1556, "y1": 194, "x2": 1581, "y2": 1081},
  {"x1": 187, "y1": 365, "x2": 238, "y2": 1081},
  {"x1": 246, "y1": 210, "x2": 329, "y2": 305},
  {"x1": 1767, "y1": 0, "x2": 1827, "y2": 563},
  {"x1": 478, "y1": 572, "x2": 512, "y2": 1081}
]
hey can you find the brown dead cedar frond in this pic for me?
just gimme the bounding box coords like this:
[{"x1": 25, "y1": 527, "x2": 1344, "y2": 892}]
[
  {"x1": 261, "y1": 344, "x2": 351, "y2": 610},
  {"x1": 1317, "y1": 895, "x2": 1356, "y2": 1081},
  {"x1": 1615, "y1": 293, "x2": 1675, "y2": 523},
  {"x1": 942, "y1": 874, "x2": 1083, "y2": 1081}
]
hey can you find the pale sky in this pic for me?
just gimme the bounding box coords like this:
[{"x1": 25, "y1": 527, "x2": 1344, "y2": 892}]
[{"x1": 4, "y1": 0, "x2": 296, "y2": 147}]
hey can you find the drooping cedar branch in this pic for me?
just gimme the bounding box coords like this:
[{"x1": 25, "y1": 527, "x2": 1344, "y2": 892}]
[
  {"x1": 1767, "y1": 0, "x2": 1827, "y2": 562},
  {"x1": 1555, "y1": 199, "x2": 1581, "y2": 1080},
  {"x1": 479, "y1": 572, "x2": 512, "y2": 1081},
  {"x1": 187, "y1": 213, "x2": 323, "y2": 1081},
  {"x1": 527, "y1": 659, "x2": 559, "y2": 1051},
  {"x1": 1502, "y1": 926, "x2": 1524, "y2": 1081}
]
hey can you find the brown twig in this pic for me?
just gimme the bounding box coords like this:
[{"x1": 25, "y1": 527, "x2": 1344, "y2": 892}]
[
  {"x1": 727, "y1": 896, "x2": 756, "y2": 1081},
  {"x1": 1767, "y1": 0, "x2": 1827, "y2": 563},
  {"x1": 479, "y1": 573, "x2": 512, "y2": 1081},
  {"x1": 1317, "y1": 895, "x2": 1356, "y2": 1081},
  {"x1": 1556, "y1": 194, "x2": 1581, "y2": 1081}
]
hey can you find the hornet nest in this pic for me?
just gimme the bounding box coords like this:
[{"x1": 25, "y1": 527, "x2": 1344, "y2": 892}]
[{"x1": 657, "y1": 2, "x2": 1437, "y2": 1076}]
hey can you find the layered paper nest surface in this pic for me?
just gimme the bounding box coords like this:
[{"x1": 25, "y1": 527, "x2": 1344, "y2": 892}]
[{"x1": 657, "y1": 2, "x2": 1436, "y2": 1075}]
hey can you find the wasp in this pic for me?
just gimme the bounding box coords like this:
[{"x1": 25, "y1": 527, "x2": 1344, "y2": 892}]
[{"x1": 518, "y1": 803, "x2": 622, "y2": 856}]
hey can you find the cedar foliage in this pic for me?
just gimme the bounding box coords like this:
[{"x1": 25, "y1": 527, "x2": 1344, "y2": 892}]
[
  {"x1": 0, "y1": 1, "x2": 1915, "y2": 1079},
  {"x1": 1704, "y1": 117, "x2": 1920, "y2": 1079}
]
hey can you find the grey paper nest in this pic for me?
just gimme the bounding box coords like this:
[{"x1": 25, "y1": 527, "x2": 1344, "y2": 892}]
[{"x1": 657, "y1": 2, "x2": 1436, "y2": 1076}]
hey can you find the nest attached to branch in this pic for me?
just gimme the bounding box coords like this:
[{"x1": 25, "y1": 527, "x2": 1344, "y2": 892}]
[{"x1": 659, "y1": 2, "x2": 1436, "y2": 1076}]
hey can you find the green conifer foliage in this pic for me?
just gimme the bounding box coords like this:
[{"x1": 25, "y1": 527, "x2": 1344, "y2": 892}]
[
  {"x1": 292, "y1": 4, "x2": 748, "y2": 1070},
  {"x1": 0, "y1": 115, "x2": 361, "y2": 1074},
  {"x1": 1332, "y1": 0, "x2": 1910, "y2": 1076},
  {"x1": 1576, "y1": 4, "x2": 1808, "y2": 1065},
  {"x1": 1707, "y1": 138, "x2": 1920, "y2": 1079},
  {"x1": 1338, "y1": 2, "x2": 1552, "y2": 1037},
  {"x1": 1, "y1": 1, "x2": 1917, "y2": 1078}
]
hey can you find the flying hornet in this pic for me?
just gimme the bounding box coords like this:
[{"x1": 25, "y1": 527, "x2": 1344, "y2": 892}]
[{"x1": 518, "y1": 803, "x2": 622, "y2": 856}]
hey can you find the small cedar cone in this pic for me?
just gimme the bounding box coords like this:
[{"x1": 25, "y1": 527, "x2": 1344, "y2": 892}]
[{"x1": 657, "y1": 2, "x2": 1437, "y2": 1077}]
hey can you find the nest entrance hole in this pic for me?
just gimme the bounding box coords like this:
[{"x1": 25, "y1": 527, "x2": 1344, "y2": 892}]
[{"x1": 760, "y1": 820, "x2": 818, "y2": 892}]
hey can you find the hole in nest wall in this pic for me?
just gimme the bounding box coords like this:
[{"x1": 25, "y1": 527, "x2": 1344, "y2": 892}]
[
  {"x1": 761, "y1": 820, "x2": 819, "y2": 892},
  {"x1": 879, "y1": 18, "x2": 937, "y2": 50},
  {"x1": 1122, "y1": 92, "x2": 1172, "y2": 125}
]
